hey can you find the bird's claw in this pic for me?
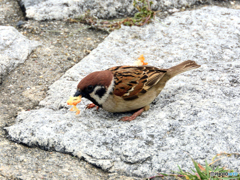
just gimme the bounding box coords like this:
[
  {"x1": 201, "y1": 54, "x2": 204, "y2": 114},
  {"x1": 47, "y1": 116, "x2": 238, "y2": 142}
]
[
  {"x1": 118, "y1": 108, "x2": 144, "y2": 122},
  {"x1": 86, "y1": 103, "x2": 99, "y2": 110}
]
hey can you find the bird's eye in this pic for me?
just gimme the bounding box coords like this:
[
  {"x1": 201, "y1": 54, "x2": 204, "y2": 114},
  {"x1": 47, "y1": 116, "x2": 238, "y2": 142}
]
[{"x1": 86, "y1": 85, "x2": 94, "y2": 92}]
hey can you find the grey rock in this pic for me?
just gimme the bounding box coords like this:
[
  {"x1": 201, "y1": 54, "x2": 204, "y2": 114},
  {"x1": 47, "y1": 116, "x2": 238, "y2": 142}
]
[
  {"x1": 0, "y1": 26, "x2": 40, "y2": 84},
  {"x1": 16, "y1": 20, "x2": 26, "y2": 28},
  {"x1": 6, "y1": 6, "x2": 240, "y2": 178},
  {"x1": 21, "y1": 0, "x2": 209, "y2": 20}
]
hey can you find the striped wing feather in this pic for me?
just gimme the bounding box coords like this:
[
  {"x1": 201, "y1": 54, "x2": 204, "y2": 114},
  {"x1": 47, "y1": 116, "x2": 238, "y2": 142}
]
[{"x1": 108, "y1": 66, "x2": 166, "y2": 100}]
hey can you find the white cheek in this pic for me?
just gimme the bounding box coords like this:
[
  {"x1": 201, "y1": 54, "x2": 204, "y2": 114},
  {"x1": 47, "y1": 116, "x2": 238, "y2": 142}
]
[
  {"x1": 89, "y1": 79, "x2": 114, "y2": 105},
  {"x1": 89, "y1": 86, "x2": 106, "y2": 105}
]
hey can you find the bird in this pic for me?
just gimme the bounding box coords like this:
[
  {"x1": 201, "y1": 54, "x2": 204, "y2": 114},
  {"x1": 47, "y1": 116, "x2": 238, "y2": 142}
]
[{"x1": 73, "y1": 60, "x2": 200, "y2": 121}]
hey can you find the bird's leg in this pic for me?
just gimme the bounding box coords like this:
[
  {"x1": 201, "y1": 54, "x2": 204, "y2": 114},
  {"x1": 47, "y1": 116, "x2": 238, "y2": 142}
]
[
  {"x1": 119, "y1": 108, "x2": 145, "y2": 122},
  {"x1": 86, "y1": 103, "x2": 99, "y2": 110},
  {"x1": 86, "y1": 103, "x2": 96, "y2": 109}
]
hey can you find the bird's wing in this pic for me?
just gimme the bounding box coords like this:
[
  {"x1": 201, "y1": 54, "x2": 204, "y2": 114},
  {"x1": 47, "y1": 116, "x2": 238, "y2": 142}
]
[{"x1": 108, "y1": 66, "x2": 166, "y2": 100}]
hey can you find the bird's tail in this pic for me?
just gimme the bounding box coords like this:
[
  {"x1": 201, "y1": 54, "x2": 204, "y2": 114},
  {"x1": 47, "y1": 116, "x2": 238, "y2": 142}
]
[{"x1": 166, "y1": 60, "x2": 201, "y2": 78}]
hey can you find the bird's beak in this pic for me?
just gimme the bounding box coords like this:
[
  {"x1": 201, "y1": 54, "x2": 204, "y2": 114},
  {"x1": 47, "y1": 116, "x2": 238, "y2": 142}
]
[{"x1": 74, "y1": 90, "x2": 82, "y2": 97}]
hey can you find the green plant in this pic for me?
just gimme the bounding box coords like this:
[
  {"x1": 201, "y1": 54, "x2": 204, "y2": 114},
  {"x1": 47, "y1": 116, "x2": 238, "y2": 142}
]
[
  {"x1": 147, "y1": 153, "x2": 240, "y2": 180},
  {"x1": 69, "y1": 0, "x2": 156, "y2": 32},
  {"x1": 129, "y1": 0, "x2": 155, "y2": 26}
]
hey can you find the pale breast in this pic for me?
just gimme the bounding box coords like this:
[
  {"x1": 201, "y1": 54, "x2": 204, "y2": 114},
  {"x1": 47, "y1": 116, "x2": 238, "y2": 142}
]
[{"x1": 102, "y1": 87, "x2": 160, "y2": 113}]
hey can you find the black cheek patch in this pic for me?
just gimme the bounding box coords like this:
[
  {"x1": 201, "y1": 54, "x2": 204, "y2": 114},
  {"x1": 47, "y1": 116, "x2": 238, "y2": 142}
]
[
  {"x1": 83, "y1": 93, "x2": 102, "y2": 107},
  {"x1": 96, "y1": 88, "x2": 106, "y2": 98}
]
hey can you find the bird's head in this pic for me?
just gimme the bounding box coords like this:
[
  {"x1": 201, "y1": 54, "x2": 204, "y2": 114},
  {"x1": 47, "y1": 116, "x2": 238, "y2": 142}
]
[{"x1": 74, "y1": 70, "x2": 114, "y2": 107}]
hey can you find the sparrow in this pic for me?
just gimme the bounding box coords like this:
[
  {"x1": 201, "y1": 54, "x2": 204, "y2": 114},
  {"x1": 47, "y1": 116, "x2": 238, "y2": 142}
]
[{"x1": 73, "y1": 60, "x2": 200, "y2": 121}]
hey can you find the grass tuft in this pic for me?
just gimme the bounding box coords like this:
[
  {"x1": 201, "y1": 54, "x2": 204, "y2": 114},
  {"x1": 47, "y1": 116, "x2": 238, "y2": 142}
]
[
  {"x1": 68, "y1": 0, "x2": 157, "y2": 32},
  {"x1": 147, "y1": 152, "x2": 240, "y2": 180}
]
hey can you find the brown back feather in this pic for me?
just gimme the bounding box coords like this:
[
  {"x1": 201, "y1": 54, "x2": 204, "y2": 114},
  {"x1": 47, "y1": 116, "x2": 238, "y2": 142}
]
[{"x1": 108, "y1": 66, "x2": 166, "y2": 100}]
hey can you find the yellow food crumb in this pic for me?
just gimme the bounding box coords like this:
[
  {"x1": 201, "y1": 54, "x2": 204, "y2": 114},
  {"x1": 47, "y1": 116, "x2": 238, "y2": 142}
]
[
  {"x1": 67, "y1": 96, "x2": 81, "y2": 115},
  {"x1": 134, "y1": 54, "x2": 148, "y2": 66}
]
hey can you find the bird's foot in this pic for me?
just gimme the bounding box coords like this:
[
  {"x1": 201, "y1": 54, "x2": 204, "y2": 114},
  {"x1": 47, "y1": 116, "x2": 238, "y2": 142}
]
[
  {"x1": 119, "y1": 108, "x2": 144, "y2": 122},
  {"x1": 86, "y1": 103, "x2": 99, "y2": 110}
]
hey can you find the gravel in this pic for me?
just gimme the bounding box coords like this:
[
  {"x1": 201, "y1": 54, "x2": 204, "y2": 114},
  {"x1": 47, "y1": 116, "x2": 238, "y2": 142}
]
[{"x1": 5, "y1": 5, "x2": 240, "y2": 178}]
